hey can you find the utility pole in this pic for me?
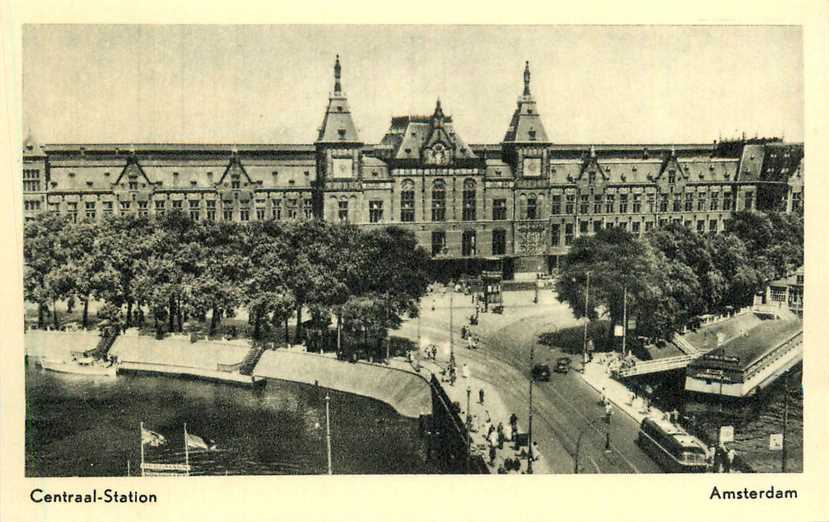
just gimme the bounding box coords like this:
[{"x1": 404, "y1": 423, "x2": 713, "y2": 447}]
[
  {"x1": 782, "y1": 371, "x2": 789, "y2": 472},
  {"x1": 325, "y1": 394, "x2": 333, "y2": 475},
  {"x1": 622, "y1": 285, "x2": 627, "y2": 357},
  {"x1": 449, "y1": 283, "x2": 454, "y2": 364},
  {"x1": 582, "y1": 271, "x2": 591, "y2": 366},
  {"x1": 466, "y1": 385, "x2": 472, "y2": 472},
  {"x1": 528, "y1": 344, "x2": 534, "y2": 474}
]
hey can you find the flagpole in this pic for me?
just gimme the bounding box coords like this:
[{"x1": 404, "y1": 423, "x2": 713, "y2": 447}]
[
  {"x1": 184, "y1": 423, "x2": 190, "y2": 476},
  {"x1": 140, "y1": 422, "x2": 145, "y2": 477}
]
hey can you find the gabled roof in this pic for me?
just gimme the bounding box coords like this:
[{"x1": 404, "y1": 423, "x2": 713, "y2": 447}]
[
  {"x1": 380, "y1": 100, "x2": 477, "y2": 161},
  {"x1": 217, "y1": 154, "x2": 253, "y2": 185},
  {"x1": 113, "y1": 156, "x2": 154, "y2": 187},
  {"x1": 502, "y1": 62, "x2": 550, "y2": 144},
  {"x1": 23, "y1": 131, "x2": 46, "y2": 157},
  {"x1": 316, "y1": 55, "x2": 361, "y2": 144}
]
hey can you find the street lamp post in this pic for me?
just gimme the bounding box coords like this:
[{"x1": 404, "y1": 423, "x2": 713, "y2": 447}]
[
  {"x1": 449, "y1": 283, "x2": 454, "y2": 364},
  {"x1": 582, "y1": 271, "x2": 591, "y2": 366},
  {"x1": 528, "y1": 344, "x2": 535, "y2": 474},
  {"x1": 466, "y1": 384, "x2": 472, "y2": 472}
]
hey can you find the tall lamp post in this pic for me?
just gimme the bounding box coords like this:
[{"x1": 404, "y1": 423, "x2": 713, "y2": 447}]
[
  {"x1": 466, "y1": 384, "x2": 472, "y2": 472},
  {"x1": 449, "y1": 282, "x2": 454, "y2": 364},
  {"x1": 528, "y1": 344, "x2": 535, "y2": 474},
  {"x1": 582, "y1": 271, "x2": 591, "y2": 366}
]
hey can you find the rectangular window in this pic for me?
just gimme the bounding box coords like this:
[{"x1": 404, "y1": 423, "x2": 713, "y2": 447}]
[
  {"x1": 189, "y1": 200, "x2": 200, "y2": 221},
  {"x1": 84, "y1": 201, "x2": 95, "y2": 220},
  {"x1": 24, "y1": 200, "x2": 41, "y2": 212},
  {"x1": 432, "y1": 183, "x2": 446, "y2": 222},
  {"x1": 703, "y1": 193, "x2": 712, "y2": 211},
  {"x1": 647, "y1": 194, "x2": 656, "y2": 213},
  {"x1": 684, "y1": 220, "x2": 692, "y2": 229},
  {"x1": 155, "y1": 200, "x2": 166, "y2": 216},
  {"x1": 619, "y1": 194, "x2": 629, "y2": 213},
  {"x1": 338, "y1": 200, "x2": 349, "y2": 223},
  {"x1": 551, "y1": 224, "x2": 561, "y2": 246},
  {"x1": 709, "y1": 219, "x2": 718, "y2": 232},
  {"x1": 593, "y1": 221, "x2": 602, "y2": 233},
  {"x1": 658, "y1": 194, "x2": 668, "y2": 212},
  {"x1": 172, "y1": 200, "x2": 182, "y2": 210},
  {"x1": 580, "y1": 195, "x2": 589, "y2": 214},
  {"x1": 240, "y1": 209, "x2": 250, "y2": 222},
  {"x1": 696, "y1": 220, "x2": 705, "y2": 233},
  {"x1": 23, "y1": 169, "x2": 41, "y2": 192},
  {"x1": 526, "y1": 197, "x2": 537, "y2": 220},
  {"x1": 645, "y1": 221, "x2": 654, "y2": 232},
  {"x1": 565, "y1": 194, "x2": 576, "y2": 215},
  {"x1": 723, "y1": 192, "x2": 732, "y2": 211},
  {"x1": 792, "y1": 192, "x2": 802, "y2": 211},
  {"x1": 564, "y1": 223, "x2": 574, "y2": 245},
  {"x1": 205, "y1": 200, "x2": 215, "y2": 221},
  {"x1": 287, "y1": 199, "x2": 298, "y2": 219},
  {"x1": 685, "y1": 194, "x2": 694, "y2": 212},
  {"x1": 224, "y1": 209, "x2": 233, "y2": 221},
  {"x1": 593, "y1": 194, "x2": 602, "y2": 214},
  {"x1": 431, "y1": 231, "x2": 446, "y2": 256},
  {"x1": 256, "y1": 202, "x2": 266, "y2": 221},
  {"x1": 672, "y1": 194, "x2": 682, "y2": 212},
  {"x1": 493, "y1": 199, "x2": 507, "y2": 221},
  {"x1": 632, "y1": 221, "x2": 641, "y2": 234},
  {"x1": 551, "y1": 195, "x2": 561, "y2": 215},
  {"x1": 231, "y1": 176, "x2": 241, "y2": 190},
  {"x1": 744, "y1": 192, "x2": 754, "y2": 211},
  {"x1": 632, "y1": 194, "x2": 642, "y2": 213},
  {"x1": 303, "y1": 199, "x2": 313, "y2": 219},
  {"x1": 605, "y1": 194, "x2": 615, "y2": 214},
  {"x1": 101, "y1": 201, "x2": 112, "y2": 216},
  {"x1": 138, "y1": 201, "x2": 149, "y2": 217},
  {"x1": 67, "y1": 202, "x2": 78, "y2": 223},
  {"x1": 668, "y1": 170, "x2": 676, "y2": 184},
  {"x1": 369, "y1": 200, "x2": 384, "y2": 223},
  {"x1": 271, "y1": 199, "x2": 281, "y2": 220},
  {"x1": 461, "y1": 230, "x2": 476, "y2": 256},
  {"x1": 659, "y1": 218, "x2": 668, "y2": 228},
  {"x1": 129, "y1": 179, "x2": 138, "y2": 190},
  {"x1": 120, "y1": 201, "x2": 130, "y2": 213},
  {"x1": 491, "y1": 229, "x2": 506, "y2": 256},
  {"x1": 401, "y1": 191, "x2": 415, "y2": 222},
  {"x1": 579, "y1": 220, "x2": 589, "y2": 235},
  {"x1": 619, "y1": 222, "x2": 628, "y2": 231}
]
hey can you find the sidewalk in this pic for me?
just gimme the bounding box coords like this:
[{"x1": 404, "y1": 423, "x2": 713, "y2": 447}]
[
  {"x1": 579, "y1": 352, "x2": 670, "y2": 426},
  {"x1": 411, "y1": 355, "x2": 552, "y2": 474}
]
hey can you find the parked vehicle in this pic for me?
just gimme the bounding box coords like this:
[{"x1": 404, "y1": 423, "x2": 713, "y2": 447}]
[
  {"x1": 532, "y1": 364, "x2": 551, "y2": 382},
  {"x1": 554, "y1": 357, "x2": 572, "y2": 373}
]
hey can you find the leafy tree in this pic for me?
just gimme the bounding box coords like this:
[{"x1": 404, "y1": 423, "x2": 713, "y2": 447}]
[{"x1": 23, "y1": 213, "x2": 68, "y2": 328}]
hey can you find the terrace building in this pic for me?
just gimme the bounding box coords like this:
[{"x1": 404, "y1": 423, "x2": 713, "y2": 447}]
[{"x1": 22, "y1": 57, "x2": 804, "y2": 279}]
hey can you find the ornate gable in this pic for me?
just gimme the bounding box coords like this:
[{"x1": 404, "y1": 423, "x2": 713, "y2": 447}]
[
  {"x1": 655, "y1": 147, "x2": 688, "y2": 185},
  {"x1": 216, "y1": 153, "x2": 254, "y2": 188},
  {"x1": 575, "y1": 147, "x2": 610, "y2": 186}
]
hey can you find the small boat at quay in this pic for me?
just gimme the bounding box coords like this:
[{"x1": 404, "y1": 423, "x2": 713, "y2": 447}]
[{"x1": 40, "y1": 356, "x2": 117, "y2": 377}]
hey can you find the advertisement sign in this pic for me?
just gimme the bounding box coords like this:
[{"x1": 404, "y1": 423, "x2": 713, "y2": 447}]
[
  {"x1": 613, "y1": 324, "x2": 624, "y2": 337},
  {"x1": 769, "y1": 433, "x2": 784, "y2": 450},
  {"x1": 719, "y1": 425, "x2": 735, "y2": 443}
]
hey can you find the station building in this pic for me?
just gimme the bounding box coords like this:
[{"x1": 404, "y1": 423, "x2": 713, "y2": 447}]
[{"x1": 21, "y1": 57, "x2": 804, "y2": 279}]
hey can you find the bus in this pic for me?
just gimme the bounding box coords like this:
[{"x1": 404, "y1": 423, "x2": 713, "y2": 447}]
[{"x1": 637, "y1": 417, "x2": 711, "y2": 473}]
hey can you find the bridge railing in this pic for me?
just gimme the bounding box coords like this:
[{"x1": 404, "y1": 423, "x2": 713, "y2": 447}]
[
  {"x1": 614, "y1": 354, "x2": 694, "y2": 378},
  {"x1": 743, "y1": 331, "x2": 803, "y2": 382}
]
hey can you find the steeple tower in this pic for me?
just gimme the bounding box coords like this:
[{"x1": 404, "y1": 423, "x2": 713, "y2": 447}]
[
  {"x1": 502, "y1": 61, "x2": 551, "y2": 178},
  {"x1": 316, "y1": 54, "x2": 361, "y2": 144}
]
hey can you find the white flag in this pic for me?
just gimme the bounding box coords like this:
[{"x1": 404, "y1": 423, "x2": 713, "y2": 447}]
[
  {"x1": 185, "y1": 432, "x2": 211, "y2": 450},
  {"x1": 141, "y1": 427, "x2": 167, "y2": 447}
]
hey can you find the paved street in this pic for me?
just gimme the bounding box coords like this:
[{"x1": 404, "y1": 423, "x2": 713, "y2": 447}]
[{"x1": 397, "y1": 288, "x2": 662, "y2": 473}]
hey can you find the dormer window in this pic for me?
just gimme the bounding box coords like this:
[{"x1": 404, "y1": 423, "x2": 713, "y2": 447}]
[
  {"x1": 272, "y1": 171, "x2": 278, "y2": 176},
  {"x1": 372, "y1": 170, "x2": 378, "y2": 177},
  {"x1": 336, "y1": 105, "x2": 343, "y2": 112},
  {"x1": 527, "y1": 108, "x2": 533, "y2": 114},
  {"x1": 191, "y1": 180, "x2": 198, "y2": 187},
  {"x1": 231, "y1": 175, "x2": 241, "y2": 189},
  {"x1": 405, "y1": 148, "x2": 411, "y2": 154},
  {"x1": 104, "y1": 171, "x2": 110, "y2": 177},
  {"x1": 304, "y1": 171, "x2": 310, "y2": 176},
  {"x1": 338, "y1": 129, "x2": 346, "y2": 139},
  {"x1": 289, "y1": 179, "x2": 295, "y2": 185},
  {"x1": 86, "y1": 181, "x2": 94, "y2": 187},
  {"x1": 528, "y1": 129, "x2": 536, "y2": 141},
  {"x1": 588, "y1": 171, "x2": 596, "y2": 185},
  {"x1": 68, "y1": 172, "x2": 76, "y2": 177},
  {"x1": 668, "y1": 170, "x2": 676, "y2": 184},
  {"x1": 173, "y1": 172, "x2": 179, "y2": 177}
]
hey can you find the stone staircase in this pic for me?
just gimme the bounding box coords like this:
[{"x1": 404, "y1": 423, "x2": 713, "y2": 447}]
[{"x1": 239, "y1": 345, "x2": 267, "y2": 376}]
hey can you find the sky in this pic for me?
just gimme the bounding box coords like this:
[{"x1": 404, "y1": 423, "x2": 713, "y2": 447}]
[{"x1": 22, "y1": 25, "x2": 804, "y2": 145}]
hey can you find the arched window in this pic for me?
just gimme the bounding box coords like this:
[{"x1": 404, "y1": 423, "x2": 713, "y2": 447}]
[
  {"x1": 432, "y1": 179, "x2": 446, "y2": 222},
  {"x1": 462, "y1": 178, "x2": 476, "y2": 221},
  {"x1": 401, "y1": 179, "x2": 415, "y2": 222}
]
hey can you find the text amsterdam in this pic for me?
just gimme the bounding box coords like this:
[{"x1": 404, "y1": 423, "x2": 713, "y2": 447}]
[
  {"x1": 30, "y1": 488, "x2": 158, "y2": 504},
  {"x1": 710, "y1": 486, "x2": 797, "y2": 500}
]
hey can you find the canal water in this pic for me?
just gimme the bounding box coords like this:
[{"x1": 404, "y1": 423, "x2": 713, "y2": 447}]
[
  {"x1": 25, "y1": 362, "x2": 436, "y2": 476},
  {"x1": 637, "y1": 364, "x2": 803, "y2": 473}
]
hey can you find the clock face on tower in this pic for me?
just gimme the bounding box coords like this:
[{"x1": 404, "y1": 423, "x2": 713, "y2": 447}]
[
  {"x1": 523, "y1": 157, "x2": 542, "y2": 177},
  {"x1": 332, "y1": 158, "x2": 353, "y2": 179}
]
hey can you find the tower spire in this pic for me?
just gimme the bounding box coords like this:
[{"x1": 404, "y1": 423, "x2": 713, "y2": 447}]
[
  {"x1": 334, "y1": 54, "x2": 342, "y2": 95},
  {"x1": 523, "y1": 61, "x2": 531, "y2": 96}
]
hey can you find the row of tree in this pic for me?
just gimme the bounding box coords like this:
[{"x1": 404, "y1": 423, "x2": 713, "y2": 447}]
[
  {"x1": 554, "y1": 210, "x2": 804, "y2": 342},
  {"x1": 24, "y1": 212, "x2": 431, "y2": 346}
]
